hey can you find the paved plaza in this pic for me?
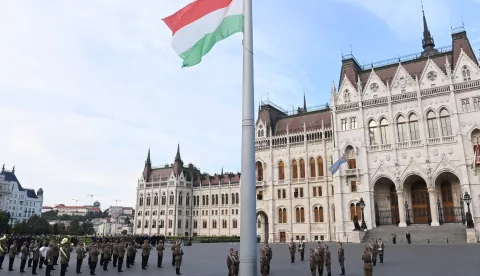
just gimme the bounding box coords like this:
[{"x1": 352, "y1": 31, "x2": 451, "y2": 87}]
[{"x1": 3, "y1": 242, "x2": 480, "y2": 275}]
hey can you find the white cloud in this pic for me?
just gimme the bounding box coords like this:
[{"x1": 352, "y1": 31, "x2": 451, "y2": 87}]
[{"x1": 0, "y1": 1, "x2": 311, "y2": 207}]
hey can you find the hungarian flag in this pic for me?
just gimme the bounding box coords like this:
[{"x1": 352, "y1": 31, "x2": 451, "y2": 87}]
[
  {"x1": 163, "y1": 0, "x2": 244, "y2": 67},
  {"x1": 472, "y1": 143, "x2": 479, "y2": 169}
]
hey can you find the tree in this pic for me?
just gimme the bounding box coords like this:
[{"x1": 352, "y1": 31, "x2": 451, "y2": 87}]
[
  {"x1": 41, "y1": 210, "x2": 58, "y2": 221},
  {"x1": 12, "y1": 221, "x2": 29, "y2": 234},
  {"x1": 52, "y1": 223, "x2": 67, "y2": 235},
  {"x1": 79, "y1": 221, "x2": 95, "y2": 235},
  {"x1": 68, "y1": 219, "x2": 81, "y2": 235},
  {"x1": 0, "y1": 210, "x2": 10, "y2": 233},
  {"x1": 27, "y1": 214, "x2": 52, "y2": 235}
]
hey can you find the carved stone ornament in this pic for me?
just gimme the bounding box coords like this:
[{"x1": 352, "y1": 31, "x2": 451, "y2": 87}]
[
  {"x1": 401, "y1": 152, "x2": 407, "y2": 159},
  {"x1": 373, "y1": 155, "x2": 378, "y2": 162},
  {"x1": 370, "y1": 83, "x2": 379, "y2": 92},
  {"x1": 427, "y1": 71, "x2": 437, "y2": 81},
  {"x1": 385, "y1": 155, "x2": 390, "y2": 161},
  {"x1": 399, "y1": 77, "x2": 407, "y2": 88},
  {"x1": 415, "y1": 152, "x2": 421, "y2": 158},
  {"x1": 448, "y1": 148, "x2": 453, "y2": 155},
  {"x1": 433, "y1": 149, "x2": 439, "y2": 156}
]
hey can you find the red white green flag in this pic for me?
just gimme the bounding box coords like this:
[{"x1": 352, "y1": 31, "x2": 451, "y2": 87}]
[{"x1": 162, "y1": 0, "x2": 244, "y2": 68}]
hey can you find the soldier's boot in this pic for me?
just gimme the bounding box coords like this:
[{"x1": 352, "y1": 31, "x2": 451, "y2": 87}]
[
  {"x1": 176, "y1": 268, "x2": 182, "y2": 275},
  {"x1": 340, "y1": 267, "x2": 345, "y2": 275},
  {"x1": 328, "y1": 273, "x2": 331, "y2": 276}
]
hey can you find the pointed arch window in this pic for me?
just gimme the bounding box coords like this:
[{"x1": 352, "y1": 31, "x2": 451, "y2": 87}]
[
  {"x1": 137, "y1": 220, "x2": 141, "y2": 228},
  {"x1": 295, "y1": 207, "x2": 305, "y2": 223},
  {"x1": 221, "y1": 194, "x2": 225, "y2": 205},
  {"x1": 278, "y1": 208, "x2": 287, "y2": 223},
  {"x1": 292, "y1": 159, "x2": 298, "y2": 179},
  {"x1": 256, "y1": 161, "x2": 264, "y2": 181},
  {"x1": 202, "y1": 220, "x2": 207, "y2": 228},
  {"x1": 152, "y1": 219, "x2": 157, "y2": 228},
  {"x1": 178, "y1": 192, "x2": 183, "y2": 206},
  {"x1": 350, "y1": 203, "x2": 363, "y2": 220},
  {"x1": 232, "y1": 219, "x2": 238, "y2": 228},
  {"x1": 313, "y1": 206, "x2": 324, "y2": 222},
  {"x1": 153, "y1": 193, "x2": 159, "y2": 205},
  {"x1": 186, "y1": 193, "x2": 190, "y2": 206},
  {"x1": 257, "y1": 125, "x2": 265, "y2": 137},
  {"x1": 144, "y1": 220, "x2": 149, "y2": 228},
  {"x1": 193, "y1": 220, "x2": 198, "y2": 229},
  {"x1": 317, "y1": 157, "x2": 324, "y2": 176},
  {"x1": 206, "y1": 195, "x2": 209, "y2": 205},
  {"x1": 344, "y1": 89, "x2": 351, "y2": 103},
  {"x1": 146, "y1": 194, "x2": 151, "y2": 206},
  {"x1": 139, "y1": 194, "x2": 144, "y2": 206},
  {"x1": 427, "y1": 111, "x2": 439, "y2": 138},
  {"x1": 161, "y1": 193, "x2": 166, "y2": 205},
  {"x1": 380, "y1": 118, "x2": 389, "y2": 144},
  {"x1": 225, "y1": 193, "x2": 229, "y2": 205},
  {"x1": 309, "y1": 158, "x2": 316, "y2": 178},
  {"x1": 235, "y1": 193, "x2": 239, "y2": 204},
  {"x1": 368, "y1": 120, "x2": 379, "y2": 145},
  {"x1": 299, "y1": 159, "x2": 306, "y2": 178},
  {"x1": 439, "y1": 109, "x2": 452, "y2": 136},
  {"x1": 397, "y1": 116, "x2": 408, "y2": 142},
  {"x1": 462, "y1": 66, "x2": 471, "y2": 81},
  {"x1": 278, "y1": 161, "x2": 285, "y2": 180},
  {"x1": 169, "y1": 193, "x2": 175, "y2": 205},
  {"x1": 409, "y1": 114, "x2": 420, "y2": 140},
  {"x1": 222, "y1": 219, "x2": 228, "y2": 228}
]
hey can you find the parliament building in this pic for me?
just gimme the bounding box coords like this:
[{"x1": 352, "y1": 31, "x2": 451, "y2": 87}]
[{"x1": 134, "y1": 14, "x2": 480, "y2": 243}]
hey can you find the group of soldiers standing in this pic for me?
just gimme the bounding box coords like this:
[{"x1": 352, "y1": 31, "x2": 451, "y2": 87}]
[{"x1": 361, "y1": 238, "x2": 385, "y2": 276}]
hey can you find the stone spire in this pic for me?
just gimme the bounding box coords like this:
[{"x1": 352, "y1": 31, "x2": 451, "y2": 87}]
[
  {"x1": 145, "y1": 148, "x2": 151, "y2": 167},
  {"x1": 173, "y1": 144, "x2": 184, "y2": 176},
  {"x1": 420, "y1": 3, "x2": 438, "y2": 57},
  {"x1": 303, "y1": 93, "x2": 307, "y2": 112},
  {"x1": 175, "y1": 144, "x2": 181, "y2": 162},
  {"x1": 143, "y1": 148, "x2": 152, "y2": 181}
]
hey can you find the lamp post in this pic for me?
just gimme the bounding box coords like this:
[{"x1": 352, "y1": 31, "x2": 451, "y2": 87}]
[
  {"x1": 463, "y1": 192, "x2": 474, "y2": 228},
  {"x1": 359, "y1": 197, "x2": 367, "y2": 230}
]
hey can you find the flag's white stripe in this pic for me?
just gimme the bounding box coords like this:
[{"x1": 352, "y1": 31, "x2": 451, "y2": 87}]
[{"x1": 171, "y1": 0, "x2": 243, "y2": 55}]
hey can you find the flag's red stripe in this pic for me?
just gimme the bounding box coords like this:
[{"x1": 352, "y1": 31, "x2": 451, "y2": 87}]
[{"x1": 163, "y1": 0, "x2": 233, "y2": 35}]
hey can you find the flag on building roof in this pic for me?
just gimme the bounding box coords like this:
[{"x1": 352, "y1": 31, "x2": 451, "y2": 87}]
[
  {"x1": 162, "y1": 0, "x2": 244, "y2": 68},
  {"x1": 329, "y1": 155, "x2": 347, "y2": 175}
]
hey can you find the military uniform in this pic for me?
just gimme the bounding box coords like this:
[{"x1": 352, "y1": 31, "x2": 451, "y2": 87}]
[
  {"x1": 362, "y1": 249, "x2": 373, "y2": 276},
  {"x1": 117, "y1": 241, "x2": 125, "y2": 272},
  {"x1": 315, "y1": 243, "x2": 325, "y2": 276},
  {"x1": 89, "y1": 245, "x2": 100, "y2": 275},
  {"x1": 298, "y1": 240, "x2": 305, "y2": 261},
  {"x1": 231, "y1": 251, "x2": 239, "y2": 276},
  {"x1": 171, "y1": 243, "x2": 176, "y2": 266},
  {"x1": 141, "y1": 240, "x2": 150, "y2": 269},
  {"x1": 288, "y1": 240, "x2": 296, "y2": 263},
  {"x1": 338, "y1": 243, "x2": 345, "y2": 275},
  {"x1": 377, "y1": 239, "x2": 385, "y2": 263},
  {"x1": 112, "y1": 242, "x2": 118, "y2": 267},
  {"x1": 263, "y1": 243, "x2": 272, "y2": 275},
  {"x1": 76, "y1": 244, "x2": 85, "y2": 273},
  {"x1": 309, "y1": 249, "x2": 317, "y2": 276},
  {"x1": 99, "y1": 242, "x2": 106, "y2": 266},
  {"x1": 0, "y1": 237, "x2": 7, "y2": 270},
  {"x1": 31, "y1": 243, "x2": 40, "y2": 275},
  {"x1": 59, "y1": 242, "x2": 71, "y2": 276},
  {"x1": 369, "y1": 240, "x2": 378, "y2": 266},
  {"x1": 324, "y1": 246, "x2": 332, "y2": 276},
  {"x1": 46, "y1": 246, "x2": 55, "y2": 276},
  {"x1": 226, "y1": 249, "x2": 234, "y2": 276},
  {"x1": 20, "y1": 242, "x2": 28, "y2": 272},
  {"x1": 156, "y1": 242, "x2": 164, "y2": 267},
  {"x1": 173, "y1": 243, "x2": 184, "y2": 275},
  {"x1": 260, "y1": 249, "x2": 268, "y2": 276},
  {"x1": 126, "y1": 243, "x2": 135, "y2": 268},
  {"x1": 52, "y1": 243, "x2": 59, "y2": 266},
  {"x1": 102, "y1": 243, "x2": 111, "y2": 271}
]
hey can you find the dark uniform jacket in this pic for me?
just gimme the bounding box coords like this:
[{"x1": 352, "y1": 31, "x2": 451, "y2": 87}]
[
  {"x1": 156, "y1": 244, "x2": 164, "y2": 256},
  {"x1": 141, "y1": 243, "x2": 150, "y2": 257},
  {"x1": 59, "y1": 245, "x2": 71, "y2": 264},
  {"x1": 89, "y1": 248, "x2": 100, "y2": 263},
  {"x1": 9, "y1": 244, "x2": 18, "y2": 258},
  {"x1": 117, "y1": 243, "x2": 125, "y2": 257},
  {"x1": 362, "y1": 252, "x2": 373, "y2": 270},
  {"x1": 338, "y1": 247, "x2": 345, "y2": 262},
  {"x1": 32, "y1": 245, "x2": 40, "y2": 261},
  {"x1": 76, "y1": 246, "x2": 85, "y2": 259}
]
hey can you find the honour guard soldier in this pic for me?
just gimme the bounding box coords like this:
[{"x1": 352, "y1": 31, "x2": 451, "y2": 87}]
[
  {"x1": 8, "y1": 240, "x2": 17, "y2": 271},
  {"x1": 52, "y1": 242, "x2": 59, "y2": 266},
  {"x1": 263, "y1": 242, "x2": 272, "y2": 275},
  {"x1": 76, "y1": 242, "x2": 86, "y2": 273},
  {"x1": 226, "y1": 248, "x2": 234, "y2": 276},
  {"x1": 369, "y1": 239, "x2": 378, "y2": 266},
  {"x1": 377, "y1": 238, "x2": 385, "y2": 264},
  {"x1": 126, "y1": 242, "x2": 135, "y2": 268},
  {"x1": 231, "y1": 250, "x2": 239, "y2": 276},
  {"x1": 99, "y1": 241, "x2": 106, "y2": 266},
  {"x1": 141, "y1": 240, "x2": 150, "y2": 269},
  {"x1": 112, "y1": 240, "x2": 118, "y2": 267},
  {"x1": 0, "y1": 235, "x2": 7, "y2": 269},
  {"x1": 324, "y1": 245, "x2": 332, "y2": 276},
  {"x1": 20, "y1": 241, "x2": 29, "y2": 272},
  {"x1": 46, "y1": 244, "x2": 55, "y2": 276},
  {"x1": 173, "y1": 240, "x2": 184, "y2": 275},
  {"x1": 32, "y1": 242, "x2": 40, "y2": 275},
  {"x1": 361, "y1": 247, "x2": 373, "y2": 276},
  {"x1": 391, "y1": 232, "x2": 396, "y2": 244},
  {"x1": 156, "y1": 240, "x2": 164, "y2": 267},
  {"x1": 260, "y1": 248, "x2": 268, "y2": 276},
  {"x1": 89, "y1": 244, "x2": 100, "y2": 276},
  {"x1": 288, "y1": 238, "x2": 296, "y2": 263},
  {"x1": 315, "y1": 242, "x2": 325, "y2": 276},
  {"x1": 59, "y1": 238, "x2": 71, "y2": 276},
  {"x1": 338, "y1": 242, "x2": 345, "y2": 275},
  {"x1": 28, "y1": 242, "x2": 34, "y2": 267},
  {"x1": 171, "y1": 240, "x2": 176, "y2": 266},
  {"x1": 117, "y1": 240, "x2": 125, "y2": 272},
  {"x1": 102, "y1": 242, "x2": 112, "y2": 271},
  {"x1": 309, "y1": 248, "x2": 317, "y2": 276},
  {"x1": 298, "y1": 238, "x2": 305, "y2": 261}
]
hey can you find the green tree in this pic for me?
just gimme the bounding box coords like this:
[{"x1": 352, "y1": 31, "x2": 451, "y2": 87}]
[
  {"x1": 52, "y1": 223, "x2": 67, "y2": 235},
  {"x1": 79, "y1": 221, "x2": 95, "y2": 235},
  {"x1": 41, "y1": 210, "x2": 58, "y2": 221},
  {"x1": 68, "y1": 219, "x2": 81, "y2": 235},
  {"x1": 0, "y1": 210, "x2": 10, "y2": 233},
  {"x1": 27, "y1": 214, "x2": 52, "y2": 235},
  {"x1": 12, "y1": 221, "x2": 29, "y2": 234}
]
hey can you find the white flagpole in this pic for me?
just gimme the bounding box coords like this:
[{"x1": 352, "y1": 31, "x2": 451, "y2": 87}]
[{"x1": 239, "y1": 0, "x2": 257, "y2": 275}]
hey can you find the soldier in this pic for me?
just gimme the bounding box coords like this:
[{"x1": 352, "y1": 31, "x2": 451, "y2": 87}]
[
  {"x1": 171, "y1": 240, "x2": 176, "y2": 266},
  {"x1": 263, "y1": 242, "x2": 272, "y2": 275},
  {"x1": 361, "y1": 247, "x2": 373, "y2": 276},
  {"x1": 369, "y1": 239, "x2": 378, "y2": 266},
  {"x1": 0, "y1": 235, "x2": 7, "y2": 269},
  {"x1": 20, "y1": 241, "x2": 29, "y2": 272},
  {"x1": 298, "y1": 238, "x2": 305, "y2": 261},
  {"x1": 260, "y1": 248, "x2": 268, "y2": 276},
  {"x1": 324, "y1": 245, "x2": 332, "y2": 276},
  {"x1": 52, "y1": 242, "x2": 59, "y2": 266},
  {"x1": 288, "y1": 238, "x2": 296, "y2": 263},
  {"x1": 117, "y1": 240, "x2": 125, "y2": 272},
  {"x1": 309, "y1": 248, "x2": 317, "y2": 276},
  {"x1": 99, "y1": 240, "x2": 106, "y2": 266},
  {"x1": 338, "y1": 242, "x2": 345, "y2": 275},
  {"x1": 377, "y1": 238, "x2": 385, "y2": 264},
  {"x1": 141, "y1": 240, "x2": 150, "y2": 270},
  {"x1": 46, "y1": 244, "x2": 55, "y2": 276},
  {"x1": 406, "y1": 231, "x2": 411, "y2": 244},
  {"x1": 391, "y1": 232, "x2": 396, "y2": 244},
  {"x1": 76, "y1": 242, "x2": 85, "y2": 273},
  {"x1": 112, "y1": 240, "x2": 118, "y2": 267},
  {"x1": 102, "y1": 242, "x2": 111, "y2": 271},
  {"x1": 89, "y1": 244, "x2": 100, "y2": 276},
  {"x1": 156, "y1": 239, "x2": 164, "y2": 268},
  {"x1": 28, "y1": 241, "x2": 34, "y2": 267},
  {"x1": 126, "y1": 242, "x2": 135, "y2": 268},
  {"x1": 32, "y1": 242, "x2": 40, "y2": 275},
  {"x1": 226, "y1": 248, "x2": 234, "y2": 276},
  {"x1": 315, "y1": 242, "x2": 325, "y2": 276},
  {"x1": 231, "y1": 250, "x2": 239, "y2": 276},
  {"x1": 173, "y1": 241, "x2": 184, "y2": 275},
  {"x1": 59, "y1": 238, "x2": 71, "y2": 276}
]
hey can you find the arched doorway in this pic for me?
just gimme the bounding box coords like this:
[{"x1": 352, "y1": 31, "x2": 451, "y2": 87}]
[
  {"x1": 410, "y1": 180, "x2": 430, "y2": 224},
  {"x1": 256, "y1": 211, "x2": 268, "y2": 242},
  {"x1": 435, "y1": 171, "x2": 464, "y2": 224},
  {"x1": 373, "y1": 177, "x2": 399, "y2": 226}
]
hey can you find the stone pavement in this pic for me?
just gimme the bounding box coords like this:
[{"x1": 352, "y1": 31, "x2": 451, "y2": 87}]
[{"x1": 2, "y1": 242, "x2": 479, "y2": 275}]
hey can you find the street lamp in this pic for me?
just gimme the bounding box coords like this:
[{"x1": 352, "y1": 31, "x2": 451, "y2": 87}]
[
  {"x1": 463, "y1": 192, "x2": 474, "y2": 228},
  {"x1": 359, "y1": 197, "x2": 367, "y2": 230}
]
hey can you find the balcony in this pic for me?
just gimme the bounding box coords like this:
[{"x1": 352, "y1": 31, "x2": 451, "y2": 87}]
[
  {"x1": 368, "y1": 144, "x2": 392, "y2": 152},
  {"x1": 345, "y1": 169, "x2": 358, "y2": 176},
  {"x1": 396, "y1": 140, "x2": 423, "y2": 149},
  {"x1": 427, "y1": 136, "x2": 457, "y2": 145}
]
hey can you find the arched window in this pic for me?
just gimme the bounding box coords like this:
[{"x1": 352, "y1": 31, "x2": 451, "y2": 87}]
[
  {"x1": 235, "y1": 193, "x2": 239, "y2": 204},
  {"x1": 202, "y1": 220, "x2": 207, "y2": 229},
  {"x1": 256, "y1": 161, "x2": 264, "y2": 181},
  {"x1": 427, "y1": 111, "x2": 439, "y2": 138},
  {"x1": 212, "y1": 219, "x2": 217, "y2": 229},
  {"x1": 186, "y1": 193, "x2": 190, "y2": 206},
  {"x1": 350, "y1": 203, "x2": 356, "y2": 220},
  {"x1": 225, "y1": 193, "x2": 229, "y2": 205},
  {"x1": 380, "y1": 118, "x2": 389, "y2": 144},
  {"x1": 462, "y1": 66, "x2": 471, "y2": 81},
  {"x1": 344, "y1": 89, "x2": 351, "y2": 103},
  {"x1": 439, "y1": 109, "x2": 452, "y2": 136},
  {"x1": 409, "y1": 114, "x2": 420, "y2": 140},
  {"x1": 257, "y1": 219, "x2": 261, "y2": 228},
  {"x1": 206, "y1": 195, "x2": 209, "y2": 205},
  {"x1": 144, "y1": 220, "x2": 149, "y2": 228},
  {"x1": 313, "y1": 206, "x2": 324, "y2": 222},
  {"x1": 222, "y1": 219, "x2": 227, "y2": 228},
  {"x1": 152, "y1": 219, "x2": 157, "y2": 228},
  {"x1": 161, "y1": 193, "x2": 166, "y2": 205},
  {"x1": 160, "y1": 219, "x2": 165, "y2": 228},
  {"x1": 169, "y1": 193, "x2": 174, "y2": 205},
  {"x1": 317, "y1": 157, "x2": 324, "y2": 176},
  {"x1": 299, "y1": 159, "x2": 306, "y2": 178},
  {"x1": 309, "y1": 158, "x2": 316, "y2": 177},
  {"x1": 153, "y1": 193, "x2": 159, "y2": 205},
  {"x1": 232, "y1": 219, "x2": 238, "y2": 228},
  {"x1": 351, "y1": 203, "x2": 363, "y2": 220},
  {"x1": 346, "y1": 146, "x2": 356, "y2": 169},
  {"x1": 178, "y1": 192, "x2": 183, "y2": 206},
  {"x1": 193, "y1": 220, "x2": 198, "y2": 229},
  {"x1": 221, "y1": 194, "x2": 225, "y2": 205},
  {"x1": 137, "y1": 220, "x2": 141, "y2": 228},
  {"x1": 139, "y1": 194, "x2": 144, "y2": 206},
  {"x1": 368, "y1": 120, "x2": 378, "y2": 145},
  {"x1": 295, "y1": 207, "x2": 305, "y2": 223},
  {"x1": 278, "y1": 208, "x2": 287, "y2": 223},
  {"x1": 332, "y1": 205, "x2": 336, "y2": 222},
  {"x1": 146, "y1": 194, "x2": 151, "y2": 206},
  {"x1": 278, "y1": 161, "x2": 285, "y2": 180},
  {"x1": 231, "y1": 193, "x2": 234, "y2": 205},
  {"x1": 397, "y1": 116, "x2": 408, "y2": 142},
  {"x1": 292, "y1": 159, "x2": 298, "y2": 179}
]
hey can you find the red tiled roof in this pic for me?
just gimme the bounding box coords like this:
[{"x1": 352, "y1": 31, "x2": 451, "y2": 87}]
[{"x1": 56, "y1": 205, "x2": 86, "y2": 209}]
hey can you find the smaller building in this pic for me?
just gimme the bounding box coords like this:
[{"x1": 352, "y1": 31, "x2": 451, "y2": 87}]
[
  {"x1": 0, "y1": 165, "x2": 43, "y2": 224},
  {"x1": 42, "y1": 206, "x2": 53, "y2": 213},
  {"x1": 53, "y1": 204, "x2": 88, "y2": 216}
]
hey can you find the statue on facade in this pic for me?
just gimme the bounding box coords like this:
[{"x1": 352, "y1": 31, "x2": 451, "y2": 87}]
[
  {"x1": 466, "y1": 211, "x2": 474, "y2": 228},
  {"x1": 353, "y1": 215, "x2": 361, "y2": 231}
]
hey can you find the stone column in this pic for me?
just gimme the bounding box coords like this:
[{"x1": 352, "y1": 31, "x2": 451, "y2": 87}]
[
  {"x1": 428, "y1": 187, "x2": 440, "y2": 226},
  {"x1": 397, "y1": 189, "x2": 407, "y2": 227}
]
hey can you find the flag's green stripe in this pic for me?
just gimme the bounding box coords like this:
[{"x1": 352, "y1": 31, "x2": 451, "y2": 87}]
[{"x1": 180, "y1": 14, "x2": 244, "y2": 67}]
